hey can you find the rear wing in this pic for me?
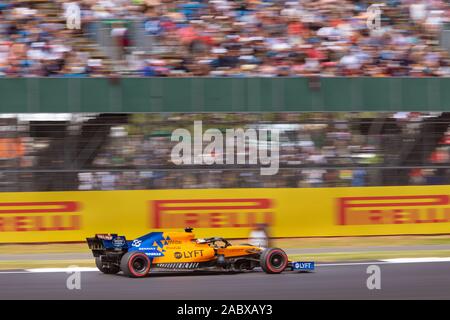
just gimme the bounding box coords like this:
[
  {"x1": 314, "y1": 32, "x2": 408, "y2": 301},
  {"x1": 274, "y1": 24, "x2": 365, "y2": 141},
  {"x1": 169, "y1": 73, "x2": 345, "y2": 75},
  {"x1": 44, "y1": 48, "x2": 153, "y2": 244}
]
[{"x1": 86, "y1": 234, "x2": 129, "y2": 251}]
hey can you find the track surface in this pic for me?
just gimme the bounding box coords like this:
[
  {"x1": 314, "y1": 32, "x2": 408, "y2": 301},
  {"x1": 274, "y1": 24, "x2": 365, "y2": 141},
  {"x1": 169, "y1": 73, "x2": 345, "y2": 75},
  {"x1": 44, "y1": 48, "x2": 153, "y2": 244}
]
[
  {"x1": 4, "y1": 244, "x2": 450, "y2": 260},
  {"x1": 1, "y1": 262, "x2": 450, "y2": 299}
]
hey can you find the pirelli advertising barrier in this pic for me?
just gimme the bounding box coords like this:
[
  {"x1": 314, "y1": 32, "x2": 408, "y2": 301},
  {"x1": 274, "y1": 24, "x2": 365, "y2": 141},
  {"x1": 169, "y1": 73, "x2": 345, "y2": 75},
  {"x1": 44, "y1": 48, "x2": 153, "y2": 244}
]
[{"x1": 1, "y1": 186, "x2": 450, "y2": 243}]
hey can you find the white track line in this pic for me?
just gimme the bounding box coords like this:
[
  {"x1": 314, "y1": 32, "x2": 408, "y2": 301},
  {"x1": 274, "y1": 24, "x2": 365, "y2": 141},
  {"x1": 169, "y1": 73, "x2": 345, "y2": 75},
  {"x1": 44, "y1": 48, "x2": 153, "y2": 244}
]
[
  {"x1": 381, "y1": 257, "x2": 450, "y2": 263},
  {"x1": 318, "y1": 257, "x2": 450, "y2": 267},
  {"x1": 317, "y1": 262, "x2": 392, "y2": 267},
  {"x1": 25, "y1": 267, "x2": 98, "y2": 273}
]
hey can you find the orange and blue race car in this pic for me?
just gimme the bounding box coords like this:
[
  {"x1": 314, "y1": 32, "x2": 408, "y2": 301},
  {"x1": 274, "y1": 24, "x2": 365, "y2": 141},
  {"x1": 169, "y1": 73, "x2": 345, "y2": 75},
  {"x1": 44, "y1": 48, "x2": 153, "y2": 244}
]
[{"x1": 86, "y1": 228, "x2": 315, "y2": 277}]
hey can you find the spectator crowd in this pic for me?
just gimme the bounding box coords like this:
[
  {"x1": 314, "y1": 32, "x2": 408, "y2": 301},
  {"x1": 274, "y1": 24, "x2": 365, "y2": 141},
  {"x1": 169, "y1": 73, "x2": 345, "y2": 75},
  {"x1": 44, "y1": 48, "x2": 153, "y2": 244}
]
[
  {"x1": 1, "y1": 0, "x2": 450, "y2": 76},
  {"x1": 0, "y1": 112, "x2": 449, "y2": 190}
]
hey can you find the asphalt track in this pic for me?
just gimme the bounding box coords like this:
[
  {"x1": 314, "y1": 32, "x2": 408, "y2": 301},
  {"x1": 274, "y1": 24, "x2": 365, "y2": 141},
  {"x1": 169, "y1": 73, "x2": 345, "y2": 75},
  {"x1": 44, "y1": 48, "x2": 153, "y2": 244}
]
[
  {"x1": 4, "y1": 244, "x2": 450, "y2": 260},
  {"x1": 1, "y1": 261, "x2": 450, "y2": 299}
]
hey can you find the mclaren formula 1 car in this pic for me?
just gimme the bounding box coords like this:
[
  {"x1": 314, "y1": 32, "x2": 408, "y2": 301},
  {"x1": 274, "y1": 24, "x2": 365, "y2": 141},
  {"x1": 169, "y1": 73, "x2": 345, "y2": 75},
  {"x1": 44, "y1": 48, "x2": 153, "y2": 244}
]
[{"x1": 86, "y1": 228, "x2": 315, "y2": 277}]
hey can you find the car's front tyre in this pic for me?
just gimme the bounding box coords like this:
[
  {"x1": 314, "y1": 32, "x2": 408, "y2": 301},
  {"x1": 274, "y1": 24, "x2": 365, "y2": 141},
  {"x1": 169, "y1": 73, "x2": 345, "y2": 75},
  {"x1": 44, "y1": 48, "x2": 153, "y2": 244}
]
[
  {"x1": 120, "y1": 251, "x2": 151, "y2": 278},
  {"x1": 260, "y1": 248, "x2": 288, "y2": 274}
]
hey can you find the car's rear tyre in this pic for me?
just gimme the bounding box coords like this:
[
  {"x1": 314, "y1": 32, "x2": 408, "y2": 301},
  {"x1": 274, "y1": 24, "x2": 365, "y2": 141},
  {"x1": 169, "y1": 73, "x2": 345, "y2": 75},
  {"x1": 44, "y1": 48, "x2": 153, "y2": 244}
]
[
  {"x1": 120, "y1": 251, "x2": 151, "y2": 278},
  {"x1": 95, "y1": 257, "x2": 120, "y2": 274},
  {"x1": 260, "y1": 248, "x2": 288, "y2": 274}
]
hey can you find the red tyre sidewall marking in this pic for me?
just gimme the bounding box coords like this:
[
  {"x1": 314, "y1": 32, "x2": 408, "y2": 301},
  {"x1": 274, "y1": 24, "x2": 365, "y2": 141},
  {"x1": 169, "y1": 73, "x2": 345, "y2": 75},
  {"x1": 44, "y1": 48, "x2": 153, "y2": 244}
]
[
  {"x1": 265, "y1": 250, "x2": 288, "y2": 273},
  {"x1": 128, "y1": 252, "x2": 151, "y2": 277}
]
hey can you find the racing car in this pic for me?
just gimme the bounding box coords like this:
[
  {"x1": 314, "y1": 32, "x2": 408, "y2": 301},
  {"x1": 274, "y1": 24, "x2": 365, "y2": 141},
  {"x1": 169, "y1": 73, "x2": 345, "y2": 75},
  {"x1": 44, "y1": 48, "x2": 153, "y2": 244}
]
[{"x1": 86, "y1": 227, "x2": 314, "y2": 277}]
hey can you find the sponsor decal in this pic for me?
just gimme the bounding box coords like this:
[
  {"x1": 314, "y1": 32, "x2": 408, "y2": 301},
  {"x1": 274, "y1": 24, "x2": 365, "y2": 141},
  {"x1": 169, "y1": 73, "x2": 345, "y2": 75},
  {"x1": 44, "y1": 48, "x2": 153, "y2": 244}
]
[
  {"x1": 0, "y1": 201, "x2": 81, "y2": 232},
  {"x1": 174, "y1": 250, "x2": 204, "y2": 259},
  {"x1": 151, "y1": 199, "x2": 273, "y2": 228},
  {"x1": 167, "y1": 240, "x2": 182, "y2": 245},
  {"x1": 157, "y1": 262, "x2": 199, "y2": 269},
  {"x1": 292, "y1": 261, "x2": 315, "y2": 271},
  {"x1": 337, "y1": 195, "x2": 450, "y2": 225},
  {"x1": 138, "y1": 247, "x2": 159, "y2": 251},
  {"x1": 112, "y1": 237, "x2": 125, "y2": 247},
  {"x1": 145, "y1": 251, "x2": 163, "y2": 257},
  {"x1": 97, "y1": 234, "x2": 113, "y2": 240},
  {"x1": 131, "y1": 239, "x2": 142, "y2": 247}
]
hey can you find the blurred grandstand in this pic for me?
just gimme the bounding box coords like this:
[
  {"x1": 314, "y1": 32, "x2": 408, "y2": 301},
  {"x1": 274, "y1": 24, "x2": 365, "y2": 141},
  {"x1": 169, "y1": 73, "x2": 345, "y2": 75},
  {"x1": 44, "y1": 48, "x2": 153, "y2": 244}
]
[
  {"x1": 1, "y1": 112, "x2": 450, "y2": 191},
  {"x1": 1, "y1": 0, "x2": 450, "y2": 77},
  {"x1": 2, "y1": 0, "x2": 450, "y2": 191}
]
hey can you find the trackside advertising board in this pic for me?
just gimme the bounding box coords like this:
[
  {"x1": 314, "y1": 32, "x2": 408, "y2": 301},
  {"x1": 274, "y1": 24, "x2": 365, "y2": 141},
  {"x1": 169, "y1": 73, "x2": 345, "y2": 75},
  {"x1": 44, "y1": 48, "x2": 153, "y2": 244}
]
[{"x1": 1, "y1": 186, "x2": 450, "y2": 242}]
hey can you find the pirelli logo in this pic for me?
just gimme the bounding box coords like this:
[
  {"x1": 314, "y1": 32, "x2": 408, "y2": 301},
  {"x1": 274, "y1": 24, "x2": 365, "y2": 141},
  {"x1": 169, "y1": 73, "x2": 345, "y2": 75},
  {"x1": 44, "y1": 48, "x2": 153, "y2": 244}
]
[
  {"x1": 156, "y1": 263, "x2": 200, "y2": 269},
  {"x1": 0, "y1": 201, "x2": 81, "y2": 232},
  {"x1": 337, "y1": 195, "x2": 450, "y2": 225},
  {"x1": 151, "y1": 199, "x2": 274, "y2": 228}
]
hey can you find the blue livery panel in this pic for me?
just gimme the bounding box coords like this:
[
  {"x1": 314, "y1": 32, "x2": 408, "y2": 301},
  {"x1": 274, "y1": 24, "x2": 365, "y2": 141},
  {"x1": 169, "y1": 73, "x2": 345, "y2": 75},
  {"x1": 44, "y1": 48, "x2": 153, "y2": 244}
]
[{"x1": 127, "y1": 232, "x2": 169, "y2": 259}]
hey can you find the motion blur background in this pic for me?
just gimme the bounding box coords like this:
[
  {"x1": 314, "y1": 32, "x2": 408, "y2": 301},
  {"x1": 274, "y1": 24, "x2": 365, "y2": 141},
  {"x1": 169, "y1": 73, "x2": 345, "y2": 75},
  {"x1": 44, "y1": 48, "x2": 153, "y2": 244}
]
[
  {"x1": 2, "y1": 112, "x2": 450, "y2": 192},
  {"x1": 1, "y1": 0, "x2": 450, "y2": 76},
  {"x1": 1, "y1": 0, "x2": 450, "y2": 245}
]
